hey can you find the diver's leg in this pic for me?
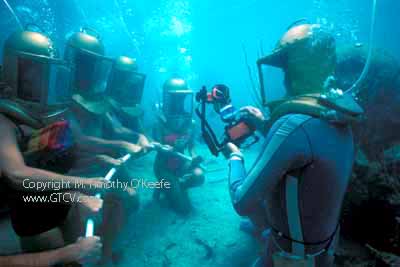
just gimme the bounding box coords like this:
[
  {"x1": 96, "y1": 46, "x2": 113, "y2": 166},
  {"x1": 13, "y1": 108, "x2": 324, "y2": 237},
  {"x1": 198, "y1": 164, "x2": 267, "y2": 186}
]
[
  {"x1": 153, "y1": 157, "x2": 165, "y2": 201},
  {"x1": 239, "y1": 201, "x2": 269, "y2": 239},
  {"x1": 179, "y1": 167, "x2": 205, "y2": 189},
  {"x1": 153, "y1": 155, "x2": 191, "y2": 214},
  {"x1": 250, "y1": 240, "x2": 270, "y2": 267},
  {"x1": 100, "y1": 167, "x2": 140, "y2": 264},
  {"x1": 20, "y1": 227, "x2": 65, "y2": 253},
  {"x1": 59, "y1": 202, "x2": 85, "y2": 245},
  {"x1": 58, "y1": 204, "x2": 85, "y2": 267},
  {"x1": 101, "y1": 192, "x2": 125, "y2": 263},
  {"x1": 158, "y1": 171, "x2": 191, "y2": 214}
]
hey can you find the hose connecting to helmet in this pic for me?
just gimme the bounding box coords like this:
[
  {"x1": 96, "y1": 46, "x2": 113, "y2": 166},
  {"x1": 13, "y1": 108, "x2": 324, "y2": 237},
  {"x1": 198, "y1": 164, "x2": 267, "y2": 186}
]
[
  {"x1": 345, "y1": 0, "x2": 377, "y2": 95},
  {"x1": 2, "y1": 0, "x2": 23, "y2": 30}
]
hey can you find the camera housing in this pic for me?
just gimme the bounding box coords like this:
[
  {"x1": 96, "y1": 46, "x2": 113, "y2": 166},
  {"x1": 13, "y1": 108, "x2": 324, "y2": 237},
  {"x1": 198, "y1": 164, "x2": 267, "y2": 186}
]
[{"x1": 195, "y1": 85, "x2": 259, "y2": 156}]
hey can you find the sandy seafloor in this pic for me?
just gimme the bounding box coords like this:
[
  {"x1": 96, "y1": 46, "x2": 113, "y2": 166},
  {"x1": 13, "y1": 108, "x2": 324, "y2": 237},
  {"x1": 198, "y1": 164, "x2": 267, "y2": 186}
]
[{"x1": 115, "y1": 145, "x2": 260, "y2": 267}]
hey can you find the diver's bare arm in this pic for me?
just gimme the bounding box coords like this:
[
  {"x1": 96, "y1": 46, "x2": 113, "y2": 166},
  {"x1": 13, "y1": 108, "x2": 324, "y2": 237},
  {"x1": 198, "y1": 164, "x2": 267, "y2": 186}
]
[
  {"x1": 104, "y1": 113, "x2": 142, "y2": 142},
  {"x1": 0, "y1": 251, "x2": 60, "y2": 266},
  {"x1": 75, "y1": 135, "x2": 142, "y2": 156},
  {"x1": 68, "y1": 114, "x2": 126, "y2": 154},
  {"x1": 0, "y1": 248, "x2": 73, "y2": 267},
  {"x1": 113, "y1": 127, "x2": 144, "y2": 144},
  {"x1": 72, "y1": 154, "x2": 123, "y2": 170},
  {"x1": 0, "y1": 116, "x2": 102, "y2": 192}
]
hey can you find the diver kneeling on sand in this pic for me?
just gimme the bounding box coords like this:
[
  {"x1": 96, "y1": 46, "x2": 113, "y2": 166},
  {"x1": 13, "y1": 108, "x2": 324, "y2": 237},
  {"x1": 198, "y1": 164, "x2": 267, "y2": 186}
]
[
  {"x1": 0, "y1": 29, "x2": 111, "y2": 264},
  {"x1": 152, "y1": 77, "x2": 205, "y2": 214},
  {"x1": 64, "y1": 28, "x2": 154, "y2": 265},
  {"x1": 224, "y1": 23, "x2": 363, "y2": 267}
]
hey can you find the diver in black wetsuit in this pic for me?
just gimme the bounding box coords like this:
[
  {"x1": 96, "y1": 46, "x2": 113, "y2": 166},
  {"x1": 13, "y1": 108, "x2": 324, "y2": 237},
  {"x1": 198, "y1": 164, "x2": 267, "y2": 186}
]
[{"x1": 225, "y1": 24, "x2": 363, "y2": 267}]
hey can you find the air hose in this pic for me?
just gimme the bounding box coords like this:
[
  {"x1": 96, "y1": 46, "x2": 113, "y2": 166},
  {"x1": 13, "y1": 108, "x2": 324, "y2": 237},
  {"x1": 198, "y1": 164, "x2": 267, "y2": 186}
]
[
  {"x1": 345, "y1": 0, "x2": 378, "y2": 95},
  {"x1": 1, "y1": 0, "x2": 23, "y2": 30}
]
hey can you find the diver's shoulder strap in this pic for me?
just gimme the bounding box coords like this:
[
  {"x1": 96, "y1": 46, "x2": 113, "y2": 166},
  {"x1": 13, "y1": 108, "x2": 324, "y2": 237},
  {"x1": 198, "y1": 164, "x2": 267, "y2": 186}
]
[
  {"x1": 0, "y1": 99, "x2": 43, "y2": 129},
  {"x1": 267, "y1": 94, "x2": 362, "y2": 130}
]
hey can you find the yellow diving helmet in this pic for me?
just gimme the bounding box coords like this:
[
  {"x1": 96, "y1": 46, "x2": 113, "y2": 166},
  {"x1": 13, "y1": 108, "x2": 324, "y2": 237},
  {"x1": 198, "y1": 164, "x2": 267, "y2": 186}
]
[
  {"x1": 161, "y1": 77, "x2": 194, "y2": 130},
  {"x1": 106, "y1": 56, "x2": 146, "y2": 116},
  {"x1": 64, "y1": 27, "x2": 113, "y2": 114},
  {"x1": 2, "y1": 30, "x2": 71, "y2": 122},
  {"x1": 257, "y1": 23, "x2": 336, "y2": 105},
  {"x1": 257, "y1": 22, "x2": 363, "y2": 123}
]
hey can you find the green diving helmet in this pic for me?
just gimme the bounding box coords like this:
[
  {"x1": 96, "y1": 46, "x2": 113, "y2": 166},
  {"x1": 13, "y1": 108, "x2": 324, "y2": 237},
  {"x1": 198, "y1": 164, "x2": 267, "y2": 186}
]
[
  {"x1": 1, "y1": 30, "x2": 72, "y2": 127},
  {"x1": 106, "y1": 56, "x2": 146, "y2": 117},
  {"x1": 64, "y1": 27, "x2": 113, "y2": 114},
  {"x1": 257, "y1": 23, "x2": 363, "y2": 122},
  {"x1": 162, "y1": 77, "x2": 194, "y2": 131}
]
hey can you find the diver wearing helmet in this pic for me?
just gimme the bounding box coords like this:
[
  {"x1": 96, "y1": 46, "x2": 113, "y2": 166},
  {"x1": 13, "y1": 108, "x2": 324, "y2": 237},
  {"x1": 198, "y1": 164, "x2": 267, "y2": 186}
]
[
  {"x1": 224, "y1": 23, "x2": 363, "y2": 267},
  {"x1": 0, "y1": 30, "x2": 109, "y2": 261},
  {"x1": 152, "y1": 77, "x2": 205, "y2": 214},
  {"x1": 64, "y1": 27, "x2": 154, "y2": 265},
  {"x1": 105, "y1": 56, "x2": 147, "y2": 135},
  {"x1": 64, "y1": 28, "x2": 151, "y2": 155}
]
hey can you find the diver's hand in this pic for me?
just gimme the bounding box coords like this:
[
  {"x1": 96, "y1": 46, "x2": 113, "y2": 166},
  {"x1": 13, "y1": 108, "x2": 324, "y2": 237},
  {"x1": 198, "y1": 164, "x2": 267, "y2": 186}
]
[
  {"x1": 78, "y1": 192, "x2": 103, "y2": 214},
  {"x1": 160, "y1": 144, "x2": 174, "y2": 152},
  {"x1": 84, "y1": 178, "x2": 110, "y2": 193},
  {"x1": 240, "y1": 106, "x2": 267, "y2": 132},
  {"x1": 108, "y1": 185, "x2": 137, "y2": 199},
  {"x1": 96, "y1": 154, "x2": 124, "y2": 168},
  {"x1": 137, "y1": 134, "x2": 153, "y2": 153},
  {"x1": 152, "y1": 143, "x2": 174, "y2": 154},
  {"x1": 75, "y1": 192, "x2": 103, "y2": 227},
  {"x1": 120, "y1": 142, "x2": 144, "y2": 157},
  {"x1": 191, "y1": 155, "x2": 204, "y2": 167},
  {"x1": 223, "y1": 142, "x2": 242, "y2": 159},
  {"x1": 65, "y1": 236, "x2": 102, "y2": 265}
]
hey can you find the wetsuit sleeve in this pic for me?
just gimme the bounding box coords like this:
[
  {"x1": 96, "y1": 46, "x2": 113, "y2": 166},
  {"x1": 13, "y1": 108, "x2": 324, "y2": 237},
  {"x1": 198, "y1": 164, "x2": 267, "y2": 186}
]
[{"x1": 228, "y1": 114, "x2": 314, "y2": 215}]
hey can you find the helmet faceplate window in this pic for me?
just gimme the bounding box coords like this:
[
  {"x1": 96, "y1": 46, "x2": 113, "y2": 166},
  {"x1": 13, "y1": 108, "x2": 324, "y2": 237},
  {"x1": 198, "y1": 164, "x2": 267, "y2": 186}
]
[
  {"x1": 47, "y1": 63, "x2": 72, "y2": 105},
  {"x1": 70, "y1": 49, "x2": 113, "y2": 95},
  {"x1": 17, "y1": 57, "x2": 43, "y2": 102},
  {"x1": 127, "y1": 72, "x2": 145, "y2": 105},
  {"x1": 108, "y1": 71, "x2": 146, "y2": 105},
  {"x1": 163, "y1": 91, "x2": 193, "y2": 118},
  {"x1": 259, "y1": 63, "x2": 287, "y2": 103},
  {"x1": 17, "y1": 54, "x2": 72, "y2": 106}
]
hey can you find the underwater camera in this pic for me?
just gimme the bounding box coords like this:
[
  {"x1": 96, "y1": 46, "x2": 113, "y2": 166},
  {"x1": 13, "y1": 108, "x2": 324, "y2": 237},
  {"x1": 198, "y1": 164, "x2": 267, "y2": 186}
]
[{"x1": 195, "y1": 85, "x2": 259, "y2": 157}]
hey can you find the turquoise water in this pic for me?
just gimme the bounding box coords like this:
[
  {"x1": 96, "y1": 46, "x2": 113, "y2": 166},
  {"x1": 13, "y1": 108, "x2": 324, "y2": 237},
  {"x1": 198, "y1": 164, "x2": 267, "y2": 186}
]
[
  {"x1": 0, "y1": 0, "x2": 398, "y2": 112},
  {"x1": 0, "y1": 0, "x2": 399, "y2": 266}
]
